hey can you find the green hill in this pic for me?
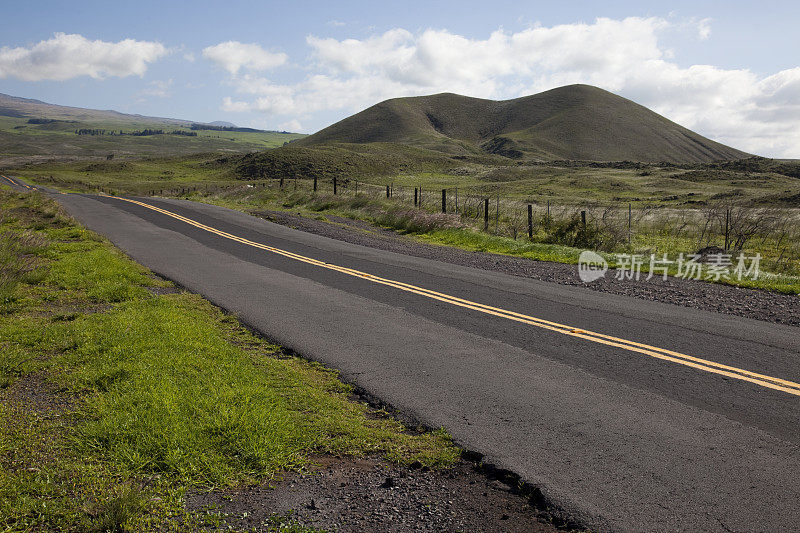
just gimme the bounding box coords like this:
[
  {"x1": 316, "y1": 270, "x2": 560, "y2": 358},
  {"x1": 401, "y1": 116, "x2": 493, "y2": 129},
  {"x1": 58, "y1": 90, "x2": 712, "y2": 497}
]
[
  {"x1": 296, "y1": 85, "x2": 750, "y2": 164},
  {"x1": 0, "y1": 93, "x2": 306, "y2": 166}
]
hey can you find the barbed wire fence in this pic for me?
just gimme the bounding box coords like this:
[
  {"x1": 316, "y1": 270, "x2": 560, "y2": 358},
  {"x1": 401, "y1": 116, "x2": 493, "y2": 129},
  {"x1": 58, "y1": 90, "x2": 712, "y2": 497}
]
[{"x1": 119, "y1": 174, "x2": 799, "y2": 272}]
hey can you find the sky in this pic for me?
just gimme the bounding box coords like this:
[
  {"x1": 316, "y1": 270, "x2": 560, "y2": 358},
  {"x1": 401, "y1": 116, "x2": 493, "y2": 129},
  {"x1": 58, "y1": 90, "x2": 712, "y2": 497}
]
[{"x1": 1, "y1": 0, "x2": 799, "y2": 157}]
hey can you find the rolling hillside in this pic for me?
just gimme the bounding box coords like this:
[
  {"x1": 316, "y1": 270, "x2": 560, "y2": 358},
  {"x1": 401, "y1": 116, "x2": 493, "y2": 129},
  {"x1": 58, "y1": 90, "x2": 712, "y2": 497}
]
[
  {"x1": 0, "y1": 92, "x2": 193, "y2": 126},
  {"x1": 0, "y1": 93, "x2": 305, "y2": 165},
  {"x1": 297, "y1": 85, "x2": 750, "y2": 164}
]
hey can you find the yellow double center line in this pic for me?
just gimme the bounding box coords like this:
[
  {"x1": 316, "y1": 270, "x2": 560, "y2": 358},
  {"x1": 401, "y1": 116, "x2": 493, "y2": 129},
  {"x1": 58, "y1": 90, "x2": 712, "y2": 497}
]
[
  {"x1": 101, "y1": 193, "x2": 800, "y2": 398},
  {"x1": 1, "y1": 175, "x2": 33, "y2": 190}
]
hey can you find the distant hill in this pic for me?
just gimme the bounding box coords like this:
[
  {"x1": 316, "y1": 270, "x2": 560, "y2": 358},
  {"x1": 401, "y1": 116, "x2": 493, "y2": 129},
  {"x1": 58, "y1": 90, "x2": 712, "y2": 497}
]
[
  {"x1": 296, "y1": 85, "x2": 750, "y2": 164},
  {"x1": 0, "y1": 92, "x2": 192, "y2": 126},
  {"x1": 208, "y1": 121, "x2": 237, "y2": 127},
  {"x1": 0, "y1": 93, "x2": 306, "y2": 166}
]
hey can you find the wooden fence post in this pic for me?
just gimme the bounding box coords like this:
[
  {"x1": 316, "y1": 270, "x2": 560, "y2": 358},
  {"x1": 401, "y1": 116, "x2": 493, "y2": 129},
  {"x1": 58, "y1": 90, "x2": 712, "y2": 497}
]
[
  {"x1": 333, "y1": 177, "x2": 337, "y2": 195},
  {"x1": 527, "y1": 204, "x2": 533, "y2": 239},
  {"x1": 414, "y1": 187, "x2": 418, "y2": 206},
  {"x1": 724, "y1": 208, "x2": 730, "y2": 251},
  {"x1": 442, "y1": 189, "x2": 446, "y2": 213},
  {"x1": 484, "y1": 198, "x2": 489, "y2": 231},
  {"x1": 313, "y1": 176, "x2": 317, "y2": 192}
]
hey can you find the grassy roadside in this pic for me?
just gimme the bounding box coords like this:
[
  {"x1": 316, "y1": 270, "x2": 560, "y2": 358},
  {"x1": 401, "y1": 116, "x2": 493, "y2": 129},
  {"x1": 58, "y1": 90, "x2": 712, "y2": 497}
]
[
  {"x1": 0, "y1": 187, "x2": 459, "y2": 532},
  {"x1": 416, "y1": 229, "x2": 800, "y2": 294}
]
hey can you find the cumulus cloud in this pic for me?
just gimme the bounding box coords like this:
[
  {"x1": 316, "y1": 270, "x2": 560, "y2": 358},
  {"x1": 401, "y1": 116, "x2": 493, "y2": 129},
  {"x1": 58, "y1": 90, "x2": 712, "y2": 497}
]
[
  {"x1": 137, "y1": 79, "x2": 173, "y2": 100},
  {"x1": 0, "y1": 33, "x2": 166, "y2": 81},
  {"x1": 278, "y1": 119, "x2": 303, "y2": 132},
  {"x1": 202, "y1": 41, "x2": 287, "y2": 75},
  {"x1": 214, "y1": 17, "x2": 800, "y2": 157},
  {"x1": 221, "y1": 96, "x2": 256, "y2": 112}
]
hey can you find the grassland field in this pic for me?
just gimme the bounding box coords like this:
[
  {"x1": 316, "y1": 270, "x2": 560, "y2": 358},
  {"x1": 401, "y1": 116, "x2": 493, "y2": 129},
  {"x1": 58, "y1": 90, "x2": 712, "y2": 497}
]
[
  {"x1": 12, "y1": 146, "x2": 800, "y2": 205},
  {"x1": 0, "y1": 115, "x2": 305, "y2": 165}
]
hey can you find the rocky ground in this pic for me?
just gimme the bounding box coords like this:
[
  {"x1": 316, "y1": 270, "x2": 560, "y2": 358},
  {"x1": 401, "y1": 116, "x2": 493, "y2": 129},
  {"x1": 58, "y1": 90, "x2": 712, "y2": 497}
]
[
  {"x1": 254, "y1": 209, "x2": 800, "y2": 327},
  {"x1": 187, "y1": 456, "x2": 565, "y2": 532}
]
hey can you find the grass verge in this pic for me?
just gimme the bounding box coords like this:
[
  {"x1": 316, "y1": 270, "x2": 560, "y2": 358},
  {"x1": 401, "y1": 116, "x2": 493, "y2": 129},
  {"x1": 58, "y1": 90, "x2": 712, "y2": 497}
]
[{"x1": 0, "y1": 186, "x2": 459, "y2": 531}]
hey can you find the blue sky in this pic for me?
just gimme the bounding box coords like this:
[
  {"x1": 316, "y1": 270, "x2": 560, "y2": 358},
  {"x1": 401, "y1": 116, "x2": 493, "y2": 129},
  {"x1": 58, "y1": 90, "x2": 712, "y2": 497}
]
[{"x1": 2, "y1": 0, "x2": 799, "y2": 156}]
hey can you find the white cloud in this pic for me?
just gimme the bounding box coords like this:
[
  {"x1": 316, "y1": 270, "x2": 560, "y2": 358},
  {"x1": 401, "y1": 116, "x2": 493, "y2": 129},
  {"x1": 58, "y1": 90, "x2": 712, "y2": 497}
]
[
  {"x1": 278, "y1": 119, "x2": 303, "y2": 132},
  {"x1": 137, "y1": 78, "x2": 173, "y2": 100},
  {"x1": 221, "y1": 96, "x2": 253, "y2": 112},
  {"x1": 202, "y1": 41, "x2": 287, "y2": 75},
  {"x1": 0, "y1": 33, "x2": 167, "y2": 81},
  {"x1": 302, "y1": 19, "x2": 669, "y2": 97},
  {"x1": 697, "y1": 18, "x2": 712, "y2": 40},
  {"x1": 215, "y1": 17, "x2": 800, "y2": 157}
]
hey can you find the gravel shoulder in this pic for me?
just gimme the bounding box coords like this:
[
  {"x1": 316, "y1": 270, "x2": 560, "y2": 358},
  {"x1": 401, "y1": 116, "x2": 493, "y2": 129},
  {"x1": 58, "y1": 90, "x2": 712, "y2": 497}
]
[
  {"x1": 187, "y1": 455, "x2": 563, "y2": 532},
  {"x1": 254, "y1": 209, "x2": 800, "y2": 327}
]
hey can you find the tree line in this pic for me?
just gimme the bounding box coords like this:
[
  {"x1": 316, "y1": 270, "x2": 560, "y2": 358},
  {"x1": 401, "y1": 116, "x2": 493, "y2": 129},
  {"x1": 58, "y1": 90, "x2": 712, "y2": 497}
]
[
  {"x1": 74, "y1": 129, "x2": 198, "y2": 137},
  {"x1": 190, "y1": 123, "x2": 288, "y2": 134}
]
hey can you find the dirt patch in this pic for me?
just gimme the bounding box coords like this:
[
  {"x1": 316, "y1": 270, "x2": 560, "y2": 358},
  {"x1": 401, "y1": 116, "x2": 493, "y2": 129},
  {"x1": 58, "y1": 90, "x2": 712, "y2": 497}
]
[
  {"x1": 252, "y1": 209, "x2": 800, "y2": 327},
  {"x1": 187, "y1": 455, "x2": 564, "y2": 532},
  {"x1": 24, "y1": 301, "x2": 115, "y2": 321},
  {"x1": 146, "y1": 285, "x2": 183, "y2": 295},
  {"x1": 2, "y1": 372, "x2": 76, "y2": 414}
]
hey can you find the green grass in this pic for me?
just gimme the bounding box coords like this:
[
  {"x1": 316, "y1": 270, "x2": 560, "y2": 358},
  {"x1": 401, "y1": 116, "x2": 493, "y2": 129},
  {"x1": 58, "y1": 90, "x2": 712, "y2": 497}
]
[
  {"x1": 419, "y1": 228, "x2": 800, "y2": 293},
  {"x1": 11, "y1": 153, "x2": 242, "y2": 194},
  {"x1": 0, "y1": 111, "x2": 305, "y2": 164},
  {"x1": 0, "y1": 187, "x2": 458, "y2": 531},
  {"x1": 418, "y1": 228, "x2": 587, "y2": 264}
]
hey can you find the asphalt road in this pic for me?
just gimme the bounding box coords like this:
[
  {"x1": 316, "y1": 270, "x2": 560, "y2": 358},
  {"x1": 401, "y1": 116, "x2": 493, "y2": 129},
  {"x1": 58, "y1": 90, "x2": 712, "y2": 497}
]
[{"x1": 6, "y1": 177, "x2": 799, "y2": 532}]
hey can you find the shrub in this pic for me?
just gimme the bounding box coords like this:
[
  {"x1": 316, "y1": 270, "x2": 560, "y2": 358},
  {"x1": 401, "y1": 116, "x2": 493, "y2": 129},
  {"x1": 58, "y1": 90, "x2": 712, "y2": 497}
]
[{"x1": 543, "y1": 213, "x2": 604, "y2": 249}]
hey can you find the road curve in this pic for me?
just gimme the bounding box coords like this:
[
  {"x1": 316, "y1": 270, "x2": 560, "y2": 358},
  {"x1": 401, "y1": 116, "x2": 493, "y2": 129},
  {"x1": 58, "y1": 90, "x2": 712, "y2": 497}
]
[{"x1": 8, "y1": 179, "x2": 799, "y2": 532}]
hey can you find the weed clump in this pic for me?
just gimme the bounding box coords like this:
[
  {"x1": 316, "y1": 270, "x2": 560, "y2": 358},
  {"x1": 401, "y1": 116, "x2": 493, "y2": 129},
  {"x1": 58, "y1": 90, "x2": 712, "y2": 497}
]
[{"x1": 0, "y1": 221, "x2": 49, "y2": 304}]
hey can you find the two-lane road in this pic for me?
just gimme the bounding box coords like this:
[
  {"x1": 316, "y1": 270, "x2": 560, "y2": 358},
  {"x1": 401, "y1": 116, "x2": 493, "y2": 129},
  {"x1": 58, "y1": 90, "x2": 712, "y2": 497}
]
[{"x1": 7, "y1": 178, "x2": 798, "y2": 531}]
